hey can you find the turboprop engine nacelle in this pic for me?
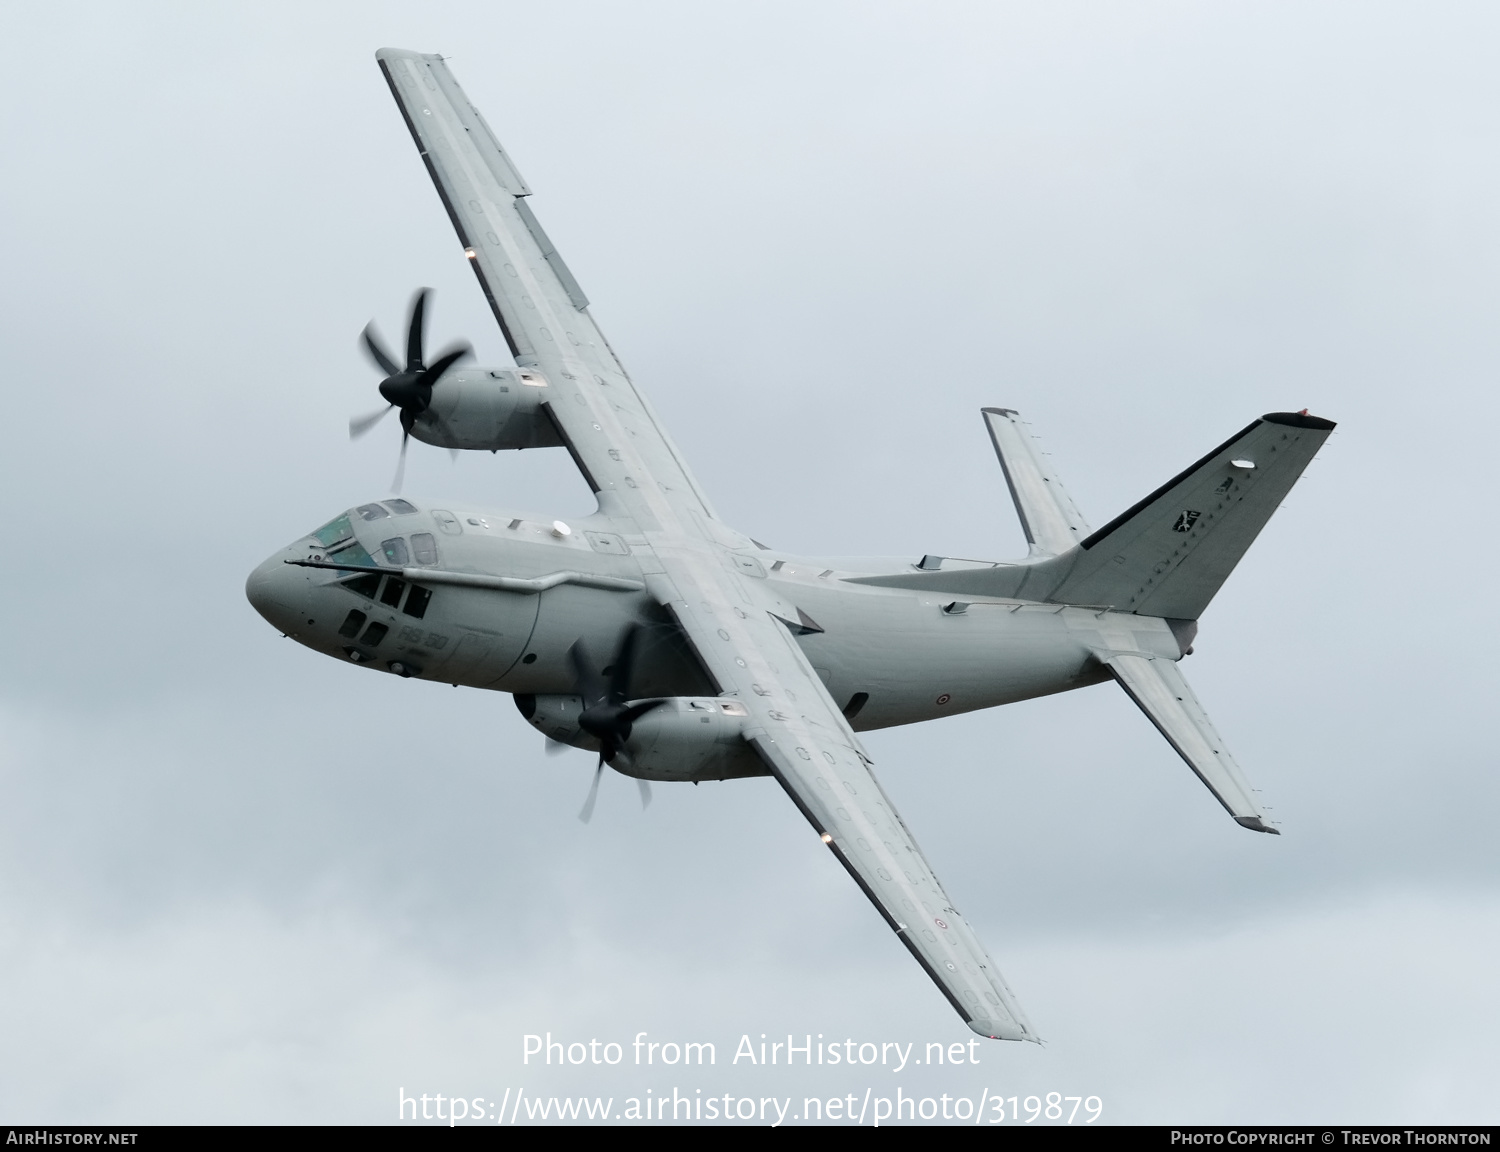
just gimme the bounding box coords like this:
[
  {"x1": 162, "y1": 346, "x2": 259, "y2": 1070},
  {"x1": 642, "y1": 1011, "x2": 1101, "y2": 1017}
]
[
  {"x1": 410, "y1": 367, "x2": 566, "y2": 451},
  {"x1": 518, "y1": 694, "x2": 769, "y2": 782}
]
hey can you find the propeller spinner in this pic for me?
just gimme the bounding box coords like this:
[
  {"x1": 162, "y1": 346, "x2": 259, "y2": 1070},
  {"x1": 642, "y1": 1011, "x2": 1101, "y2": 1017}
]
[{"x1": 350, "y1": 289, "x2": 471, "y2": 491}]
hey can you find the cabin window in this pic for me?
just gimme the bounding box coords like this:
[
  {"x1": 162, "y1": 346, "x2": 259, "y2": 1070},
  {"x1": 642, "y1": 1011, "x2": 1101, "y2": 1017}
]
[
  {"x1": 403, "y1": 586, "x2": 432, "y2": 619},
  {"x1": 338, "y1": 610, "x2": 367, "y2": 639},
  {"x1": 341, "y1": 573, "x2": 381, "y2": 600},
  {"x1": 411, "y1": 532, "x2": 438, "y2": 565},
  {"x1": 356, "y1": 503, "x2": 389, "y2": 521},
  {"x1": 360, "y1": 622, "x2": 388, "y2": 646},
  {"x1": 311, "y1": 515, "x2": 354, "y2": 548},
  {"x1": 384, "y1": 499, "x2": 418, "y2": 515},
  {"x1": 380, "y1": 577, "x2": 407, "y2": 608},
  {"x1": 381, "y1": 537, "x2": 409, "y2": 566}
]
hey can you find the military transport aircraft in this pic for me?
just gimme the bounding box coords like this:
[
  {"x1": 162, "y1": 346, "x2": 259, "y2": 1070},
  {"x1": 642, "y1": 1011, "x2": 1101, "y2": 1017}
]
[{"x1": 245, "y1": 48, "x2": 1335, "y2": 1042}]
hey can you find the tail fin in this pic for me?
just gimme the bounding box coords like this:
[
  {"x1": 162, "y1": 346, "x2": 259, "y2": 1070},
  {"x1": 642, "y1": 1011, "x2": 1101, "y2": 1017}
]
[
  {"x1": 842, "y1": 408, "x2": 1331, "y2": 835},
  {"x1": 1047, "y1": 412, "x2": 1334, "y2": 619},
  {"x1": 847, "y1": 410, "x2": 1333, "y2": 622}
]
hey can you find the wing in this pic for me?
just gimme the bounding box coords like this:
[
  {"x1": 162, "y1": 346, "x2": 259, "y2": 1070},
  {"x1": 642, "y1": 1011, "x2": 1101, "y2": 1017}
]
[
  {"x1": 376, "y1": 48, "x2": 720, "y2": 524},
  {"x1": 378, "y1": 49, "x2": 1037, "y2": 1040},
  {"x1": 644, "y1": 554, "x2": 1038, "y2": 1041}
]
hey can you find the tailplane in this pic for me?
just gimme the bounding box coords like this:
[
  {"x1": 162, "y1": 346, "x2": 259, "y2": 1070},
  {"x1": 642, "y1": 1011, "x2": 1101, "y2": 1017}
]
[
  {"x1": 1102, "y1": 650, "x2": 1277, "y2": 833},
  {"x1": 982, "y1": 407, "x2": 1090, "y2": 556}
]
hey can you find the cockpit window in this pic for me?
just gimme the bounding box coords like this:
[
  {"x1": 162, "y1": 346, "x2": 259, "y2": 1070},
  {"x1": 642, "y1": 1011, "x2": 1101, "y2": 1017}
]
[
  {"x1": 338, "y1": 609, "x2": 367, "y2": 638},
  {"x1": 384, "y1": 499, "x2": 418, "y2": 515},
  {"x1": 380, "y1": 577, "x2": 407, "y2": 607},
  {"x1": 341, "y1": 573, "x2": 382, "y2": 600},
  {"x1": 411, "y1": 532, "x2": 438, "y2": 566},
  {"x1": 329, "y1": 539, "x2": 376, "y2": 568},
  {"x1": 356, "y1": 503, "x2": 389, "y2": 521},
  {"x1": 403, "y1": 585, "x2": 432, "y2": 619},
  {"x1": 381, "y1": 538, "x2": 409, "y2": 566},
  {"x1": 311, "y1": 514, "x2": 354, "y2": 548},
  {"x1": 360, "y1": 622, "x2": 388, "y2": 647}
]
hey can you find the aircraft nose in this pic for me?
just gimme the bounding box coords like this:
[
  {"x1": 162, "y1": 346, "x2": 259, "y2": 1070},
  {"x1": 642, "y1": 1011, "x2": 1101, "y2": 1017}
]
[{"x1": 245, "y1": 548, "x2": 310, "y2": 634}]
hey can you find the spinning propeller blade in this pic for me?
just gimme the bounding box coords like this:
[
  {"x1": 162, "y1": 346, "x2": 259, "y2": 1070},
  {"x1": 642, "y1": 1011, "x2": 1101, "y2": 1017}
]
[
  {"x1": 578, "y1": 763, "x2": 604, "y2": 824},
  {"x1": 568, "y1": 626, "x2": 664, "y2": 820},
  {"x1": 349, "y1": 405, "x2": 393, "y2": 439},
  {"x1": 350, "y1": 289, "x2": 471, "y2": 484},
  {"x1": 361, "y1": 324, "x2": 400, "y2": 377}
]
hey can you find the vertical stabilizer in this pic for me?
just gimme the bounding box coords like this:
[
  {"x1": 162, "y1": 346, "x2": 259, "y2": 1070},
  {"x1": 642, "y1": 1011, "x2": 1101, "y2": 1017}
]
[{"x1": 1051, "y1": 412, "x2": 1335, "y2": 619}]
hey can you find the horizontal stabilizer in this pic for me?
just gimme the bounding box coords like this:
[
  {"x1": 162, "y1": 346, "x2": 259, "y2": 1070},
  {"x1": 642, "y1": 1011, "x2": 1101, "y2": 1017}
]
[
  {"x1": 982, "y1": 408, "x2": 1089, "y2": 556},
  {"x1": 1103, "y1": 652, "x2": 1276, "y2": 833}
]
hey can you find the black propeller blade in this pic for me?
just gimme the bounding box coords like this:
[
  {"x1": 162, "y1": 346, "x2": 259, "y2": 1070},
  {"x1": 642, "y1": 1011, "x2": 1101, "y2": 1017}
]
[
  {"x1": 351, "y1": 289, "x2": 471, "y2": 491},
  {"x1": 568, "y1": 626, "x2": 664, "y2": 823}
]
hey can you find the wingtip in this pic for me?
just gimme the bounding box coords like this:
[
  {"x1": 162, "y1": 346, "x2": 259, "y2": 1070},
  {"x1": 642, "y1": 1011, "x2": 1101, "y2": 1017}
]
[
  {"x1": 1235, "y1": 815, "x2": 1281, "y2": 835},
  {"x1": 967, "y1": 1016, "x2": 1038, "y2": 1042}
]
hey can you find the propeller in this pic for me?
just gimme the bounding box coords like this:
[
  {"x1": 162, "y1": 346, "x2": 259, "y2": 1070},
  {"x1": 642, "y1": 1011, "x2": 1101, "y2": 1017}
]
[
  {"x1": 569, "y1": 626, "x2": 664, "y2": 823},
  {"x1": 351, "y1": 289, "x2": 471, "y2": 491}
]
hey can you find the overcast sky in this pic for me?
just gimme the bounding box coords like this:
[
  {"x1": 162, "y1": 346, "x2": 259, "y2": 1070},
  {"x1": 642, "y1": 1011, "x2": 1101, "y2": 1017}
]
[{"x1": 1, "y1": 0, "x2": 1497, "y2": 1126}]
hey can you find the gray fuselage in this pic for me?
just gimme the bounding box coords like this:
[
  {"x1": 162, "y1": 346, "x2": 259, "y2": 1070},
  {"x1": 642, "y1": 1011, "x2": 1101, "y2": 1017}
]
[{"x1": 246, "y1": 497, "x2": 1189, "y2": 733}]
